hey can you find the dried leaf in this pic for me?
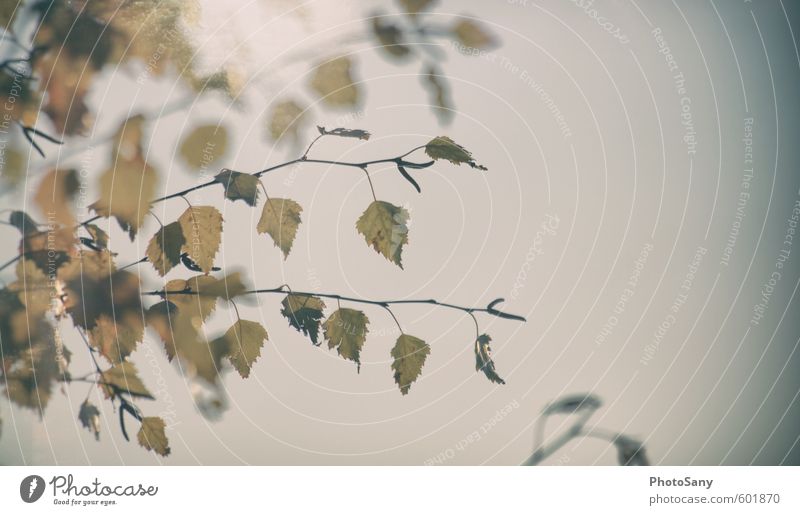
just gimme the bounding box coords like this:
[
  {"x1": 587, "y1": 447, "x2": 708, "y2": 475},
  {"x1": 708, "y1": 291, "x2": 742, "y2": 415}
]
[
  {"x1": 257, "y1": 198, "x2": 302, "y2": 259},
  {"x1": 101, "y1": 361, "x2": 153, "y2": 400},
  {"x1": 323, "y1": 308, "x2": 369, "y2": 370},
  {"x1": 474, "y1": 334, "x2": 505, "y2": 385},
  {"x1": 391, "y1": 334, "x2": 430, "y2": 395},
  {"x1": 424, "y1": 136, "x2": 486, "y2": 170},
  {"x1": 91, "y1": 158, "x2": 157, "y2": 239},
  {"x1": 310, "y1": 56, "x2": 359, "y2": 107},
  {"x1": 87, "y1": 313, "x2": 144, "y2": 364},
  {"x1": 34, "y1": 168, "x2": 79, "y2": 228},
  {"x1": 216, "y1": 320, "x2": 268, "y2": 378},
  {"x1": 281, "y1": 294, "x2": 325, "y2": 345},
  {"x1": 179, "y1": 124, "x2": 228, "y2": 169},
  {"x1": 146, "y1": 221, "x2": 186, "y2": 276},
  {"x1": 137, "y1": 417, "x2": 171, "y2": 457},
  {"x1": 177, "y1": 206, "x2": 223, "y2": 274},
  {"x1": 79, "y1": 400, "x2": 101, "y2": 440},
  {"x1": 317, "y1": 126, "x2": 371, "y2": 140},
  {"x1": 85, "y1": 224, "x2": 109, "y2": 249},
  {"x1": 356, "y1": 200, "x2": 409, "y2": 268},
  {"x1": 214, "y1": 169, "x2": 259, "y2": 206}
]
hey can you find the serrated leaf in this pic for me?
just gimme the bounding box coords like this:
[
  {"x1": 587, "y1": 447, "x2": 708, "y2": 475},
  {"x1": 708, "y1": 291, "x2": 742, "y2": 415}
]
[
  {"x1": 79, "y1": 400, "x2": 101, "y2": 441},
  {"x1": 214, "y1": 169, "x2": 259, "y2": 206},
  {"x1": 257, "y1": 198, "x2": 302, "y2": 259},
  {"x1": 310, "y1": 56, "x2": 359, "y2": 107},
  {"x1": 137, "y1": 417, "x2": 171, "y2": 457},
  {"x1": 323, "y1": 308, "x2": 369, "y2": 370},
  {"x1": 179, "y1": 124, "x2": 228, "y2": 169},
  {"x1": 391, "y1": 334, "x2": 430, "y2": 395},
  {"x1": 281, "y1": 294, "x2": 325, "y2": 345},
  {"x1": 87, "y1": 313, "x2": 144, "y2": 364},
  {"x1": 424, "y1": 136, "x2": 487, "y2": 170},
  {"x1": 101, "y1": 361, "x2": 153, "y2": 400},
  {"x1": 474, "y1": 334, "x2": 505, "y2": 385},
  {"x1": 146, "y1": 221, "x2": 185, "y2": 276},
  {"x1": 356, "y1": 200, "x2": 409, "y2": 268},
  {"x1": 452, "y1": 19, "x2": 497, "y2": 50},
  {"x1": 178, "y1": 206, "x2": 223, "y2": 274},
  {"x1": 317, "y1": 126, "x2": 371, "y2": 140},
  {"x1": 268, "y1": 99, "x2": 307, "y2": 142},
  {"x1": 216, "y1": 320, "x2": 268, "y2": 378}
]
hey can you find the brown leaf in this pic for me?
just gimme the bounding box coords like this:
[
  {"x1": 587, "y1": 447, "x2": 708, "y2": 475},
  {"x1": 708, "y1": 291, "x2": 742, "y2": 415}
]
[
  {"x1": 34, "y1": 169, "x2": 79, "y2": 228},
  {"x1": 178, "y1": 206, "x2": 223, "y2": 274},
  {"x1": 310, "y1": 56, "x2": 360, "y2": 107},
  {"x1": 137, "y1": 417, "x2": 171, "y2": 456}
]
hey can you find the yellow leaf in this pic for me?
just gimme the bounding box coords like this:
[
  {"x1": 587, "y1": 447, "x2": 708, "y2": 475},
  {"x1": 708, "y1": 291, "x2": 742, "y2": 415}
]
[
  {"x1": 391, "y1": 334, "x2": 430, "y2": 395},
  {"x1": 310, "y1": 56, "x2": 359, "y2": 107},
  {"x1": 257, "y1": 198, "x2": 302, "y2": 259},
  {"x1": 267, "y1": 100, "x2": 307, "y2": 142},
  {"x1": 34, "y1": 168, "x2": 79, "y2": 228},
  {"x1": 178, "y1": 206, "x2": 223, "y2": 274},
  {"x1": 91, "y1": 157, "x2": 157, "y2": 239},
  {"x1": 101, "y1": 361, "x2": 153, "y2": 400},
  {"x1": 216, "y1": 320, "x2": 268, "y2": 378},
  {"x1": 323, "y1": 308, "x2": 369, "y2": 369},
  {"x1": 145, "y1": 222, "x2": 186, "y2": 276},
  {"x1": 87, "y1": 313, "x2": 144, "y2": 364},
  {"x1": 214, "y1": 169, "x2": 259, "y2": 206},
  {"x1": 355, "y1": 200, "x2": 409, "y2": 268},
  {"x1": 452, "y1": 19, "x2": 497, "y2": 50},
  {"x1": 179, "y1": 124, "x2": 228, "y2": 169},
  {"x1": 137, "y1": 417, "x2": 171, "y2": 457},
  {"x1": 281, "y1": 294, "x2": 325, "y2": 344},
  {"x1": 424, "y1": 136, "x2": 487, "y2": 170}
]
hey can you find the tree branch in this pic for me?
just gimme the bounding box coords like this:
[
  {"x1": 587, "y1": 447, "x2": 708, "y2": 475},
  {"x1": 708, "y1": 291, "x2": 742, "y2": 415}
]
[{"x1": 141, "y1": 285, "x2": 526, "y2": 322}]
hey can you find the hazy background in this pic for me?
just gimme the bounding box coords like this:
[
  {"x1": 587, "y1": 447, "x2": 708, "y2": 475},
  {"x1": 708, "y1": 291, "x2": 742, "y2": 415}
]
[{"x1": 1, "y1": 0, "x2": 799, "y2": 465}]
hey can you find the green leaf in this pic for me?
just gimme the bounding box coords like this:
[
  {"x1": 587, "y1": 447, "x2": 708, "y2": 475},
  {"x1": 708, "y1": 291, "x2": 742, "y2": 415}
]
[
  {"x1": 391, "y1": 334, "x2": 430, "y2": 395},
  {"x1": 214, "y1": 169, "x2": 260, "y2": 206},
  {"x1": 424, "y1": 136, "x2": 487, "y2": 170},
  {"x1": 145, "y1": 221, "x2": 186, "y2": 276},
  {"x1": 216, "y1": 320, "x2": 269, "y2": 378},
  {"x1": 323, "y1": 308, "x2": 369, "y2": 370},
  {"x1": 310, "y1": 56, "x2": 359, "y2": 107},
  {"x1": 137, "y1": 417, "x2": 171, "y2": 457},
  {"x1": 474, "y1": 334, "x2": 505, "y2": 385},
  {"x1": 257, "y1": 198, "x2": 303, "y2": 259},
  {"x1": 179, "y1": 124, "x2": 228, "y2": 169},
  {"x1": 356, "y1": 200, "x2": 409, "y2": 268},
  {"x1": 79, "y1": 400, "x2": 101, "y2": 441},
  {"x1": 178, "y1": 206, "x2": 223, "y2": 274},
  {"x1": 317, "y1": 126, "x2": 371, "y2": 140},
  {"x1": 281, "y1": 294, "x2": 326, "y2": 345},
  {"x1": 101, "y1": 362, "x2": 153, "y2": 400}
]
